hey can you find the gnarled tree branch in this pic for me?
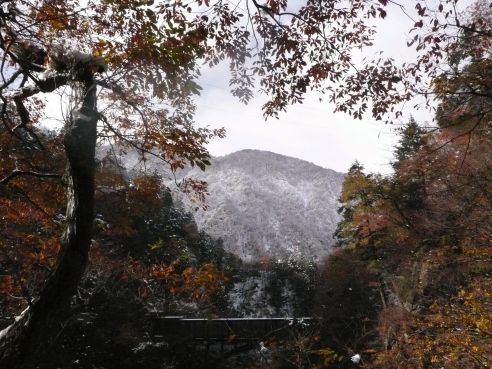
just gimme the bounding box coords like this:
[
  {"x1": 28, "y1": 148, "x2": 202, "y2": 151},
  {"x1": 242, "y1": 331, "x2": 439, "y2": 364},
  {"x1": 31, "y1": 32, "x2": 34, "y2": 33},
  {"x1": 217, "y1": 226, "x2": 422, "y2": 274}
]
[{"x1": 0, "y1": 169, "x2": 61, "y2": 185}]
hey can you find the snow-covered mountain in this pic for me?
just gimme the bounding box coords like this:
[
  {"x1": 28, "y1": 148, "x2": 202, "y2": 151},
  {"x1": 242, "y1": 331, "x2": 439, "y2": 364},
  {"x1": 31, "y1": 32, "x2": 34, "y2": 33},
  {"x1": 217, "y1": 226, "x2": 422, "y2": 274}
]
[
  {"x1": 104, "y1": 148, "x2": 344, "y2": 262},
  {"x1": 175, "y1": 150, "x2": 344, "y2": 261}
]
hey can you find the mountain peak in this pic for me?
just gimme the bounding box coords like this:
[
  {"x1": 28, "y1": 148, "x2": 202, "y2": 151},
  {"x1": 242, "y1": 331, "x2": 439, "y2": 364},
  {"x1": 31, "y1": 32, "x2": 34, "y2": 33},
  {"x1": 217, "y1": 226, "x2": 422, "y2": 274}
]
[
  {"x1": 111, "y1": 147, "x2": 345, "y2": 262},
  {"x1": 182, "y1": 150, "x2": 345, "y2": 261},
  {"x1": 215, "y1": 149, "x2": 336, "y2": 171}
]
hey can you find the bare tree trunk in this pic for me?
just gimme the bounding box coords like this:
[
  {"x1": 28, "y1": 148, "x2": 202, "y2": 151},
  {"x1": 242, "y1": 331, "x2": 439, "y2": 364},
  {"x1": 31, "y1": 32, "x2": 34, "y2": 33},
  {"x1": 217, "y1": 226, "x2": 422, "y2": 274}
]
[{"x1": 0, "y1": 77, "x2": 98, "y2": 368}]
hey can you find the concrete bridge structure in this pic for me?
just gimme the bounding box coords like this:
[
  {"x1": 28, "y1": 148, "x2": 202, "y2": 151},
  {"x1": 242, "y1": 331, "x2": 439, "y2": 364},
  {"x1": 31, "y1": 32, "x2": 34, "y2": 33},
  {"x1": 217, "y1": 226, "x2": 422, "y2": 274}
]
[{"x1": 149, "y1": 315, "x2": 314, "y2": 368}]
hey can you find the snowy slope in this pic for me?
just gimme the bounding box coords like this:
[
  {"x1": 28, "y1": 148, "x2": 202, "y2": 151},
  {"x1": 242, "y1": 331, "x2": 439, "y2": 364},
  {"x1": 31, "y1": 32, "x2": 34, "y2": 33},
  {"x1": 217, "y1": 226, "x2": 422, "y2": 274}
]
[
  {"x1": 175, "y1": 150, "x2": 344, "y2": 261},
  {"x1": 107, "y1": 148, "x2": 344, "y2": 261}
]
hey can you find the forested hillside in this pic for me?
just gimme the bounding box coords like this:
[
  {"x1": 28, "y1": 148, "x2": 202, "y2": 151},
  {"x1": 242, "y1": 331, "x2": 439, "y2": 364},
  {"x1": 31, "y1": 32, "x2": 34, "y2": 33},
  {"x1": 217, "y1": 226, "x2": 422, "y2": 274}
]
[
  {"x1": 323, "y1": 117, "x2": 492, "y2": 368},
  {"x1": 178, "y1": 150, "x2": 344, "y2": 261},
  {"x1": 116, "y1": 148, "x2": 344, "y2": 261},
  {"x1": 0, "y1": 140, "x2": 236, "y2": 367},
  {"x1": 323, "y1": 5, "x2": 492, "y2": 366}
]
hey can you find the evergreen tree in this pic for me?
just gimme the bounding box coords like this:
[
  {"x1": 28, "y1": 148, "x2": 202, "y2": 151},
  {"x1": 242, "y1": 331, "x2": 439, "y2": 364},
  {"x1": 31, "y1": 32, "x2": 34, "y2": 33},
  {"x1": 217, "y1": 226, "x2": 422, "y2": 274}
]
[
  {"x1": 390, "y1": 117, "x2": 428, "y2": 213},
  {"x1": 392, "y1": 117, "x2": 427, "y2": 170}
]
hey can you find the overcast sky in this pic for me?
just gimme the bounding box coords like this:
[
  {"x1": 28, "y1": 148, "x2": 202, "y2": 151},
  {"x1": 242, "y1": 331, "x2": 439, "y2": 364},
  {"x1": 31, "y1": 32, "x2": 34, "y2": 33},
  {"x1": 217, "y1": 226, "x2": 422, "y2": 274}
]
[{"x1": 193, "y1": 2, "x2": 434, "y2": 174}]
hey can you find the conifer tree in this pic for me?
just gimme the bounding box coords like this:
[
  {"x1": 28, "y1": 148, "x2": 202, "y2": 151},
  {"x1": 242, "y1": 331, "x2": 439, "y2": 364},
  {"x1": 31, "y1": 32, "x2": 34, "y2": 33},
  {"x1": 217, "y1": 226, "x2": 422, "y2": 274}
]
[{"x1": 392, "y1": 117, "x2": 427, "y2": 170}]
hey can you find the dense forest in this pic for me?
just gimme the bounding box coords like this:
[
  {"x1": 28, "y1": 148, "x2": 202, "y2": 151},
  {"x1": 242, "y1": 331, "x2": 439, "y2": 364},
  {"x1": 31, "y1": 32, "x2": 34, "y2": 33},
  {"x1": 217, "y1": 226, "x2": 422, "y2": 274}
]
[{"x1": 0, "y1": 0, "x2": 491, "y2": 368}]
